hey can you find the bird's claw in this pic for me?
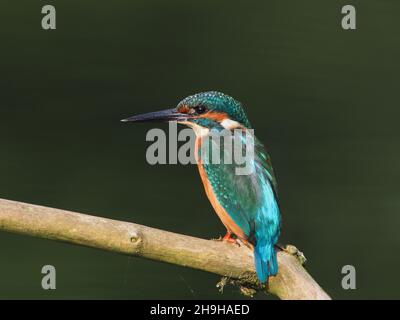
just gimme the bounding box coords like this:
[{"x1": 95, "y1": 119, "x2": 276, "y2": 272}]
[
  {"x1": 211, "y1": 234, "x2": 241, "y2": 247},
  {"x1": 223, "y1": 232, "x2": 241, "y2": 247},
  {"x1": 224, "y1": 237, "x2": 241, "y2": 247}
]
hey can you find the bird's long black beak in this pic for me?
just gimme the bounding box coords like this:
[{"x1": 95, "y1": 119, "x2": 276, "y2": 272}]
[{"x1": 121, "y1": 108, "x2": 189, "y2": 123}]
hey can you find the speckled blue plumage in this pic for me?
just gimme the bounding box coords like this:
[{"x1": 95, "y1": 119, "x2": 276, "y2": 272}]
[
  {"x1": 178, "y1": 91, "x2": 252, "y2": 129},
  {"x1": 182, "y1": 92, "x2": 281, "y2": 282}
]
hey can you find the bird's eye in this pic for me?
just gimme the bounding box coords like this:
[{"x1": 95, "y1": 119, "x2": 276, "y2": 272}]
[{"x1": 194, "y1": 105, "x2": 207, "y2": 114}]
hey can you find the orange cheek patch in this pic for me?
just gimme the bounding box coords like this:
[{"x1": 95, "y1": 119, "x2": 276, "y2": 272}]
[{"x1": 199, "y1": 111, "x2": 229, "y2": 122}]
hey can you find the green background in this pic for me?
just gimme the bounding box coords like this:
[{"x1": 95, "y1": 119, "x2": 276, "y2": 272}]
[{"x1": 0, "y1": 0, "x2": 399, "y2": 299}]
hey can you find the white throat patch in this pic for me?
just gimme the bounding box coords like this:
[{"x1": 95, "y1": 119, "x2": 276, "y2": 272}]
[
  {"x1": 178, "y1": 121, "x2": 210, "y2": 137},
  {"x1": 220, "y1": 119, "x2": 241, "y2": 130}
]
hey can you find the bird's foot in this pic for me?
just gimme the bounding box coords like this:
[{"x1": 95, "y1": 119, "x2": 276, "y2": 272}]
[
  {"x1": 276, "y1": 243, "x2": 307, "y2": 265},
  {"x1": 222, "y1": 232, "x2": 241, "y2": 247},
  {"x1": 211, "y1": 233, "x2": 241, "y2": 247}
]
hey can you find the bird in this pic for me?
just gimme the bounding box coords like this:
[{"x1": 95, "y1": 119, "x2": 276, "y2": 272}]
[{"x1": 122, "y1": 91, "x2": 281, "y2": 283}]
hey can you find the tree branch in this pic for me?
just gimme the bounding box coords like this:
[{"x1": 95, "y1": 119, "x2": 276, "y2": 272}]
[{"x1": 0, "y1": 198, "x2": 330, "y2": 300}]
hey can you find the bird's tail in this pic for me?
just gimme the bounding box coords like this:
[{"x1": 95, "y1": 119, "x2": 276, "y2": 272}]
[{"x1": 254, "y1": 239, "x2": 278, "y2": 283}]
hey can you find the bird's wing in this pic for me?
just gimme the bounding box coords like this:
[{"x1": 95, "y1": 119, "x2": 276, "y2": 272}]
[{"x1": 201, "y1": 133, "x2": 279, "y2": 239}]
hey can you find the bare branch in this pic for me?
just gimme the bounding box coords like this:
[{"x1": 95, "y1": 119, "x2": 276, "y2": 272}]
[{"x1": 0, "y1": 198, "x2": 330, "y2": 300}]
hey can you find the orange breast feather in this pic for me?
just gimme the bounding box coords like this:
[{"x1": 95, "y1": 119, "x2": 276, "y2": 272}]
[{"x1": 195, "y1": 137, "x2": 247, "y2": 241}]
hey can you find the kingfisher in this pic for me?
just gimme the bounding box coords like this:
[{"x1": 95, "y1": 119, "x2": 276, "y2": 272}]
[{"x1": 122, "y1": 91, "x2": 281, "y2": 283}]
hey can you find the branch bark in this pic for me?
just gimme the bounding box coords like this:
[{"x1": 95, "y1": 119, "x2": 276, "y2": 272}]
[{"x1": 0, "y1": 198, "x2": 330, "y2": 300}]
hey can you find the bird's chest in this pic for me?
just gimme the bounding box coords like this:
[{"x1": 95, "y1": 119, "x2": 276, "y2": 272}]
[{"x1": 194, "y1": 137, "x2": 248, "y2": 239}]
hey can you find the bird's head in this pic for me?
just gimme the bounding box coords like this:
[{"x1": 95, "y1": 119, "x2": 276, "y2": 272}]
[{"x1": 121, "y1": 91, "x2": 252, "y2": 135}]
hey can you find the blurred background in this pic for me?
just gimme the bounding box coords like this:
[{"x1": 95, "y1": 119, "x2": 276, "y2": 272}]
[{"x1": 0, "y1": 0, "x2": 399, "y2": 299}]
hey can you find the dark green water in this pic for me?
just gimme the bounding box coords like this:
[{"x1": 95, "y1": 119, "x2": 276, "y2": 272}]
[{"x1": 0, "y1": 0, "x2": 399, "y2": 299}]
